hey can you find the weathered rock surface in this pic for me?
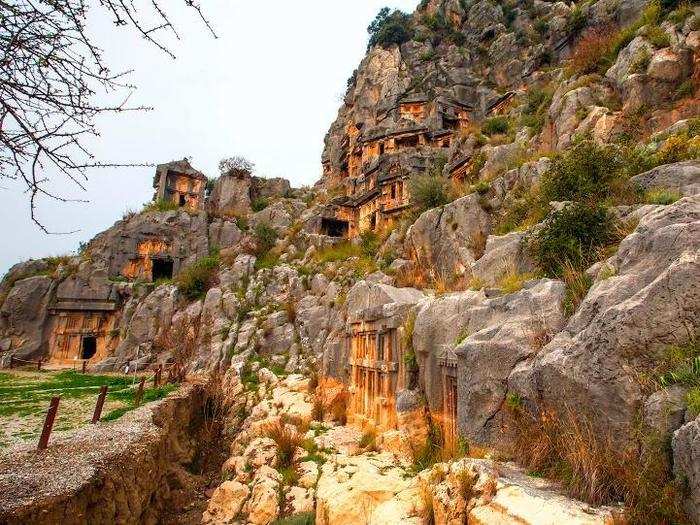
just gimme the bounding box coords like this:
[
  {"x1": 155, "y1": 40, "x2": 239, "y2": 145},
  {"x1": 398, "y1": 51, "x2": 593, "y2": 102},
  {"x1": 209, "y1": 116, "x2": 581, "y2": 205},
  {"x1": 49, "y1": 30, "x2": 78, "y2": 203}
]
[
  {"x1": 515, "y1": 196, "x2": 700, "y2": 443},
  {"x1": 674, "y1": 416, "x2": 700, "y2": 523},
  {"x1": 631, "y1": 160, "x2": 700, "y2": 197},
  {"x1": 405, "y1": 193, "x2": 491, "y2": 277}
]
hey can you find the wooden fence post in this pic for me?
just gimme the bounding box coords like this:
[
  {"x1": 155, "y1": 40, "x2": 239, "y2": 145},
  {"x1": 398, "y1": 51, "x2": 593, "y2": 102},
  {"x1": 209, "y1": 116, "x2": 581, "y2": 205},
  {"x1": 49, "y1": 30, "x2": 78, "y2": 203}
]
[
  {"x1": 92, "y1": 385, "x2": 108, "y2": 424},
  {"x1": 153, "y1": 365, "x2": 162, "y2": 388},
  {"x1": 134, "y1": 377, "x2": 146, "y2": 407},
  {"x1": 37, "y1": 358, "x2": 42, "y2": 371},
  {"x1": 9, "y1": 356, "x2": 14, "y2": 369},
  {"x1": 38, "y1": 396, "x2": 60, "y2": 450},
  {"x1": 82, "y1": 360, "x2": 87, "y2": 374}
]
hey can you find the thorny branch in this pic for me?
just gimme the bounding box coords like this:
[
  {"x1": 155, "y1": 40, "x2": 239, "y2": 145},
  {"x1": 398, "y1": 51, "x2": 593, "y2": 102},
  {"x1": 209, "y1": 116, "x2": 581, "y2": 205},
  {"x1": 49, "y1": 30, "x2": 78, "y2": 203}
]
[{"x1": 0, "y1": 0, "x2": 216, "y2": 232}]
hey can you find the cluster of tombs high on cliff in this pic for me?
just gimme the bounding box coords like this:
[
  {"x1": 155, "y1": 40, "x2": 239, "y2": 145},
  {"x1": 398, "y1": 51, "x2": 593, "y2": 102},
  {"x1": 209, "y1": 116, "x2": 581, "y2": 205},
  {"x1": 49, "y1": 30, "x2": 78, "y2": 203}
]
[
  {"x1": 319, "y1": 91, "x2": 517, "y2": 239},
  {"x1": 320, "y1": 95, "x2": 473, "y2": 238}
]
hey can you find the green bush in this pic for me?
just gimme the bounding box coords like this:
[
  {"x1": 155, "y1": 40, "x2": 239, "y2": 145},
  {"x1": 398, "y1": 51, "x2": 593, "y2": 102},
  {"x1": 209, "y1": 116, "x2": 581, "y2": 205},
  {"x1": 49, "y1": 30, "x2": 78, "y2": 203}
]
[
  {"x1": 367, "y1": 7, "x2": 413, "y2": 50},
  {"x1": 251, "y1": 196, "x2": 270, "y2": 212},
  {"x1": 528, "y1": 203, "x2": 618, "y2": 276},
  {"x1": 481, "y1": 116, "x2": 510, "y2": 136},
  {"x1": 176, "y1": 255, "x2": 220, "y2": 300},
  {"x1": 540, "y1": 139, "x2": 633, "y2": 204},
  {"x1": 359, "y1": 230, "x2": 380, "y2": 257},
  {"x1": 409, "y1": 173, "x2": 450, "y2": 213},
  {"x1": 254, "y1": 222, "x2": 278, "y2": 255}
]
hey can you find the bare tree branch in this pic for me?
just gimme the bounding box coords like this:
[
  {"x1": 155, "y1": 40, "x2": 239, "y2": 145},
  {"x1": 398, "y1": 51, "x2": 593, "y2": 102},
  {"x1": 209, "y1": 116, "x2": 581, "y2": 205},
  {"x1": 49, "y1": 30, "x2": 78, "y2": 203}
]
[{"x1": 0, "y1": 0, "x2": 215, "y2": 232}]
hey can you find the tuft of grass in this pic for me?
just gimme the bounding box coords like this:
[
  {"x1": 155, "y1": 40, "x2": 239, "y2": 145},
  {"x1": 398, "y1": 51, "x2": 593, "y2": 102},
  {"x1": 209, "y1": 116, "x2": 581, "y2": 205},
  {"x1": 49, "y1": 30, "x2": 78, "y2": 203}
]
[
  {"x1": 657, "y1": 338, "x2": 700, "y2": 388},
  {"x1": 644, "y1": 188, "x2": 682, "y2": 205},
  {"x1": 359, "y1": 428, "x2": 378, "y2": 451},
  {"x1": 411, "y1": 423, "x2": 444, "y2": 473},
  {"x1": 262, "y1": 419, "x2": 304, "y2": 469},
  {"x1": 481, "y1": 116, "x2": 510, "y2": 137},
  {"x1": 142, "y1": 199, "x2": 180, "y2": 213},
  {"x1": 642, "y1": 24, "x2": 670, "y2": 48},
  {"x1": 254, "y1": 222, "x2": 278, "y2": 256},
  {"x1": 271, "y1": 512, "x2": 315, "y2": 525},
  {"x1": 496, "y1": 269, "x2": 539, "y2": 295},
  {"x1": 251, "y1": 196, "x2": 270, "y2": 212},
  {"x1": 175, "y1": 254, "x2": 220, "y2": 301},
  {"x1": 509, "y1": 407, "x2": 687, "y2": 523},
  {"x1": 562, "y1": 262, "x2": 593, "y2": 317}
]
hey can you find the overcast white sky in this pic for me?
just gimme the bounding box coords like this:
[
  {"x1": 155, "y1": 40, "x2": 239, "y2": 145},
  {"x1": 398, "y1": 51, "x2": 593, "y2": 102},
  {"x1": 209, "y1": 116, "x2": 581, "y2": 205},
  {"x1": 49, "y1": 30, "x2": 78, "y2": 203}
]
[{"x1": 0, "y1": 0, "x2": 419, "y2": 276}]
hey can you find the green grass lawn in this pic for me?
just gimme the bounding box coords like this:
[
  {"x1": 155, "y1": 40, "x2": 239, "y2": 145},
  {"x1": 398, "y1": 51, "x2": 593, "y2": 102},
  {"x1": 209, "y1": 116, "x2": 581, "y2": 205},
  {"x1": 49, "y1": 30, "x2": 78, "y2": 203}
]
[{"x1": 0, "y1": 370, "x2": 176, "y2": 447}]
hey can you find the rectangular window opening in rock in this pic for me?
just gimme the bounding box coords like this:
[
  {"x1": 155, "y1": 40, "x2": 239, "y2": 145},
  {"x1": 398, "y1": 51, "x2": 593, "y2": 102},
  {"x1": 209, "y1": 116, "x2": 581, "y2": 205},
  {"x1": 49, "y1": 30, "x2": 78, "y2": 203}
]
[
  {"x1": 81, "y1": 335, "x2": 97, "y2": 360},
  {"x1": 151, "y1": 258, "x2": 174, "y2": 281},
  {"x1": 320, "y1": 218, "x2": 349, "y2": 238}
]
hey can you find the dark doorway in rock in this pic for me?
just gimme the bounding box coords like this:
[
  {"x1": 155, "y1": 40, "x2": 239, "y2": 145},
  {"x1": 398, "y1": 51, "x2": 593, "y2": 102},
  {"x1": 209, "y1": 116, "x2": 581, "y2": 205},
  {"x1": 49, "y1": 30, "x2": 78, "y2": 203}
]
[
  {"x1": 178, "y1": 194, "x2": 187, "y2": 207},
  {"x1": 152, "y1": 258, "x2": 174, "y2": 281},
  {"x1": 320, "y1": 218, "x2": 349, "y2": 238},
  {"x1": 81, "y1": 336, "x2": 97, "y2": 360}
]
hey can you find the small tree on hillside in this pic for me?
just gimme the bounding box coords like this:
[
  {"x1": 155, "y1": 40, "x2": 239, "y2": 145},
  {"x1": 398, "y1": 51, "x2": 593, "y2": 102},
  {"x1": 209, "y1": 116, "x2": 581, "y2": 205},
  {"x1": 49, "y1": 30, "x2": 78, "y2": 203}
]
[{"x1": 367, "y1": 7, "x2": 413, "y2": 50}]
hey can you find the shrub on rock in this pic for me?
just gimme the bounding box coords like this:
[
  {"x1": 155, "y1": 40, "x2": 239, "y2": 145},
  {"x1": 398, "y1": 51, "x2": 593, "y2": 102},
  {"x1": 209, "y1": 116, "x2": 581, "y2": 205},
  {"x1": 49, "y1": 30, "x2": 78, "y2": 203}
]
[
  {"x1": 176, "y1": 254, "x2": 220, "y2": 300},
  {"x1": 528, "y1": 203, "x2": 618, "y2": 276}
]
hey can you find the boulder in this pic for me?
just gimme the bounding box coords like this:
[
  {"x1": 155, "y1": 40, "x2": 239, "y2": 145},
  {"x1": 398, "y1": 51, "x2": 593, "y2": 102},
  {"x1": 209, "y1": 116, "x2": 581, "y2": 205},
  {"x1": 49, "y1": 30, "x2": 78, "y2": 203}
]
[
  {"x1": 249, "y1": 199, "x2": 307, "y2": 234},
  {"x1": 606, "y1": 36, "x2": 654, "y2": 85},
  {"x1": 470, "y1": 231, "x2": 536, "y2": 286},
  {"x1": 244, "y1": 471, "x2": 280, "y2": 525},
  {"x1": 0, "y1": 275, "x2": 54, "y2": 360},
  {"x1": 630, "y1": 160, "x2": 700, "y2": 197},
  {"x1": 647, "y1": 47, "x2": 693, "y2": 84},
  {"x1": 315, "y1": 453, "x2": 422, "y2": 525},
  {"x1": 644, "y1": 385, "x2": 688, "y2": 438},
  {"x1": 209, "y1": 171, "x2": 253, "y2": 217},
  {"x1": 345, "y1": 281, "x2": 425, "y2": 322},
  {"x1": 673, "y1": 417, "x2": 700, "y2": 522},
  {"x1": 243, "y1": 437, "x2": 279, "y2": 469},
  {"x1": 405, "y1": 193, "x2": 491, "y2": 278},
  {"x1": 202, "y1": 480, "x2": 250, "y2": 524}
]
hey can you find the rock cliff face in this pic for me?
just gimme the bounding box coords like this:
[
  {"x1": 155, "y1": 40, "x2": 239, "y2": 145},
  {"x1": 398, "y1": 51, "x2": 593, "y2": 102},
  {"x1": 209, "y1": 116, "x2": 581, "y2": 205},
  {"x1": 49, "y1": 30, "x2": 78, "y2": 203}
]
[{"x1": 1, "y1": 0, "x2": 700, "y2": 523}]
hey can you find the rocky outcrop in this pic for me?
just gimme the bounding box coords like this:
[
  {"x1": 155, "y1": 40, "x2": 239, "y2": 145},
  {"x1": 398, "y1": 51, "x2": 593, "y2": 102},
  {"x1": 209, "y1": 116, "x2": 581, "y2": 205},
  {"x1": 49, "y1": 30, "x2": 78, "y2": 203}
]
[
  {"x1": 674, "y1": 416, "x2": 700, "y2": 523},
  {"x1": 413, "y1": 279, "x2": 566, "y2": 445},
  {"x1": 405, "y1": 193, "x2": 491, "y2": 277},
  {"x1": 514, "y1": 196, "x2": 700, "y2": 444},
  {"x1": 0, "y1": 276, "x2": 55, "y2": 361},
  {"x1": 88, "y1": 209, "x2": 210, "y2": 280},
  {"x1": 631, "y1": 160, "x2": 700, "y2": 197}
]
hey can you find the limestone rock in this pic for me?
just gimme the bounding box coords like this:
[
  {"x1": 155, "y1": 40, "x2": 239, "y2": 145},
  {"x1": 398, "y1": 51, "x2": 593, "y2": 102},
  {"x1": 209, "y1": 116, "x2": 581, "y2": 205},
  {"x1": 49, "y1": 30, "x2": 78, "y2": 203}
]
[
  {"x1": 297, "y1": 461, "x2": 319, "y2": 489},
  {"x1": 630, "y1": 160, "x2": 700, "y2": 197},
  {"x1": 470, "y1": 231, "x2": 536, "y2": 286},
  {"x1": 405, "y1": 193, "x2": 491, "y2": 277},
  {"x1": 516, "y1": 196, "x2": 700, "y2": 445},
  {"x1": 0, "y1": 276, "x2": 54, "y2": 360},
  {"x1": 315, "y1": 453, "x2": 422, "y2": 525},
  {"x1": 647, "y1": 47, "x2": 693, "y2": 83},
  {"x1": 202, "y1": 481, "x2": 250, "y2": 525},
  {"x1": 284, "y1": 486, "x2": 315, "y2": 515},
  {"x1": 243, "y1": 437, "x2": 278, "y2": 469},
  {"x1": 673, "y1": 416, "x2": 700, "y2": 522},
  {"x1": 644, "y1": 385, "x2": 688, "y2": 438},
  {"x1": 244, "y1": 471, "x2": 280, "y2": 525}
]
